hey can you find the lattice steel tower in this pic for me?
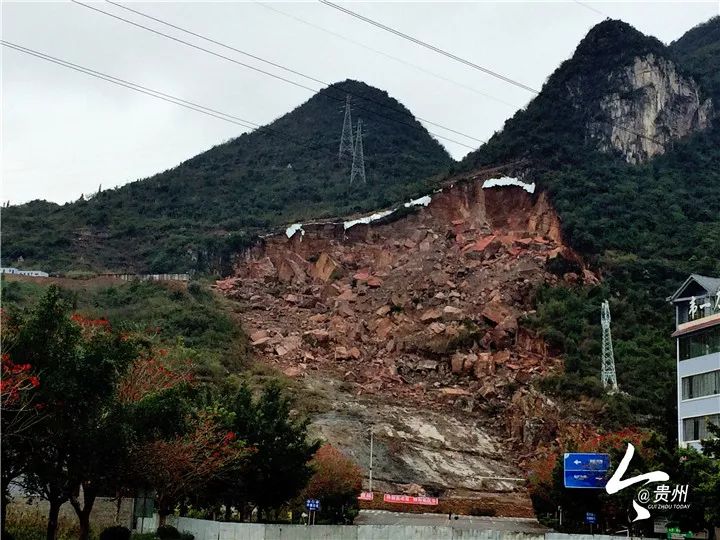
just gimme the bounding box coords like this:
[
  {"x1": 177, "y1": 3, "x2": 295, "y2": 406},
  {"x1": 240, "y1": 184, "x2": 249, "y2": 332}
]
[
  {"x1": 350, "y1": 119, "x2": 366, "y2": 185},
  {"x1": 600, "y1": 300, "x2": 619, "y2": 392},
  {"x1": 339, "y1": 95, "x2": 354, "y2": 160}
]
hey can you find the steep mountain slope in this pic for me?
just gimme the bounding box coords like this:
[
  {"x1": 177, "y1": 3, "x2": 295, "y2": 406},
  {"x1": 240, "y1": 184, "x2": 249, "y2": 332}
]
[
  {"x1": 204, "y1": 17, "x2": 720, "y2": 511},
  {"x1": 461, "y1": 20, "x2": 713, "y2": 170},
  {"x1": 457, "y1": 18, "x2": 719, "y2": 296},
  {"x1": 670, "y1": 16, "x2": 720, "y2": 102},
  {"x1": 455, "y1": 19, "x2": 720, "y2": 433},
  {"x1": 215, "y1": 175, "x2": 589, "y2": 511},
  {"x1": 1, "y1": 80, "x2": 452, "y2": 273}
]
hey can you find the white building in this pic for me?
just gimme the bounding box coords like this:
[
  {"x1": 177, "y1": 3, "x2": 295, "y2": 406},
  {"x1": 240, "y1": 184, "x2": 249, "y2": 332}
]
[
  {"x1": 668, "y1": 274, "x2": 720, "y2": 449},
  {"x1": 0, "y1": 267, "x2": 49, "y2": 278}
]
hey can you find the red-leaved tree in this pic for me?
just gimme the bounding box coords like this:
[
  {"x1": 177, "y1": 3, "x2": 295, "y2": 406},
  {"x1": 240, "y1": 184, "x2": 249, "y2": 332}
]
[
  {"x1": 133, "y1": 412, "x2": 250, "y2": 525},
  {"x1": 304, "y1": 445, "x2": 362, "y2": 524}
]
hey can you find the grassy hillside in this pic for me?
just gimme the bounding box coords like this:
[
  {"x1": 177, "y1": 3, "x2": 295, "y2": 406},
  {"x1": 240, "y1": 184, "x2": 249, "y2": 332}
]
[
  {"x1": 0, "y1": 276, "x2": 248, "y2": 378},
  {"x1": 1, "y1": 80, "x2": 453, "y2": 274}
]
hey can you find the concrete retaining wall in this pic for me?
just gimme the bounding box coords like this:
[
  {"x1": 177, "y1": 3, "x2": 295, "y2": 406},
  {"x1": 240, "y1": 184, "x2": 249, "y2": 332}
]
[{"x1": 167, "y1": 516, "x2": 635, "y2": 540}]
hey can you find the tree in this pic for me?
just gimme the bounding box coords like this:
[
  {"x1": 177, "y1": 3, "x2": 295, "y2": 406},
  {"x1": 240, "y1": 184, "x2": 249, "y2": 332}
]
[
  {"x1": 132, "y1": 412, "x2": 249, "y2": 525},
  {"x1": 220, "y1": 383, "x2": 320, "y2": 522},
  {"x1": 0, "y1": 317, "x2": 43, "y2": 535},
  {"x1": 530, "y1": 427, "x2": 720, "y2": 534},
  {"x1": 304, "y1": 445, "x2": 362, "y2": 524},
  {"x1": 697, "y1": 423, "x2": 720, "y2": 528},
  {"x1": 5, "y1": 287, "x2": 139, "y2": 540},
  {"x1": 528, "y1": 428, "x2": 658, "y2": 533}
]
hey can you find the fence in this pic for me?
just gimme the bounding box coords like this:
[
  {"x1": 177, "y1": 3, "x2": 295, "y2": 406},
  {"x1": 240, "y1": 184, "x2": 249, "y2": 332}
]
[
  {"x1": 101, "y1": 273, "x2": 190, "y2": 282},
  {"x1": 160, "y1": 516, "x2": 641, "y2": 540}
]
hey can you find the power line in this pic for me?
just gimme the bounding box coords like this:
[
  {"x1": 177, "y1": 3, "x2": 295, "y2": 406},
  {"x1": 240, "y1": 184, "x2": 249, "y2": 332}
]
[
  {"x1": 254, "y1": 1, "x2": 519, "y2": 110},
  {"x1": 318, "y1": 0, "x2": 540, "y2": 95},
  {"x1": 71, "y1": 0, "x2": 482, "y2": 149},
  {"x1": 573, "y1": 0, "x2": 608, "y2": 18},
  {"x1": 104, "y1": 0, "x2": 486, "y2": 144},
  {"x1": 317, "y1": 1, "x2": 662, "y2": 149},
  {"x1": 0, "y1": 41, "x2": 321, "y2": 152}
]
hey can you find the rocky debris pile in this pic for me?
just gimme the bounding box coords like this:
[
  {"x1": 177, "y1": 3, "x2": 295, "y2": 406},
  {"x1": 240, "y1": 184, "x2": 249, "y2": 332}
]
[{"x1": 217, "y1": 184, "x2": 596, "y2": 450}]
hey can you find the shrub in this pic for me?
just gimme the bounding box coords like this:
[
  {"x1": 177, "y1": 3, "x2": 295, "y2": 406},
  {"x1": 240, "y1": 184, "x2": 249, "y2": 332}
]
[
  {"x1": 180, "y1": 534, "x2": 194, "y2": 540},
  {"x1": 100, "y1": 526, "x2": 131, "y2": 540},
  {"x1": 156, "y1": 525, "x2": 181, "y2": 539}
]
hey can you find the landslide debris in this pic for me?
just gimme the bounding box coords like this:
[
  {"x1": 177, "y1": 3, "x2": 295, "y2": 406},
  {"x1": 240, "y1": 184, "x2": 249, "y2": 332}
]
[{"x1": 216, "y1": 178, "x2": 597, "y2": 500}]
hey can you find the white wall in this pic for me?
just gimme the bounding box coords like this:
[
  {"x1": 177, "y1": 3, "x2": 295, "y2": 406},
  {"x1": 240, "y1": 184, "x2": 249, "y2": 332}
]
[{"x1": 164, "y1": 516, "x2": 638, "y2": 540}]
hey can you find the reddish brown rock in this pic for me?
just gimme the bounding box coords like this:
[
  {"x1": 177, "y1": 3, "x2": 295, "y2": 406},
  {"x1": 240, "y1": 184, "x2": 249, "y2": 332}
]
[
  {"x1": 420, "y1": 308, "x2": 443, "y2": 322},
  {"x1": 312, "y1": 252, "x2": 342, "y2": 282}
]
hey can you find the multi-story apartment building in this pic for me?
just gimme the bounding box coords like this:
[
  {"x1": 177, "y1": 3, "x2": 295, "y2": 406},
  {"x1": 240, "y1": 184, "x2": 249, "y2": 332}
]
[{"x1": 668, "y1": 274, "x2": 720, "y2": 449}]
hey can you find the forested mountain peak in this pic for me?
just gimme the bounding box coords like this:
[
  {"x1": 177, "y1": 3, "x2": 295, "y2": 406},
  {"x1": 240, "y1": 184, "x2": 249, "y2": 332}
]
[
  {"x1": 460, "y1": 18, "x2": 714, "y2": 171},
  {"x1": 1, "y1": 79, "x2": 453, "y2": 273}
]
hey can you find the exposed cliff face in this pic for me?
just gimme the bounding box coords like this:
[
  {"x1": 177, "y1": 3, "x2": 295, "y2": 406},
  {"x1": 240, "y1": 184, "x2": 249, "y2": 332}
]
[
  {"x1": 216, "y1": 176, "x2": 598, "y2": 510},
  {"x1": 587, "y1": 54, "x2": 713, "y2": 163}
]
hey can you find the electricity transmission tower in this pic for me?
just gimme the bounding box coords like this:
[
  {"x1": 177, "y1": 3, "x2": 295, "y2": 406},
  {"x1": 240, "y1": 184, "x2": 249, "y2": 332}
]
[
  {"x1": 350, "y1": 119, "x2": 366, "y2": 185},
  {"x1": 338, "y1": 95, "x2": 354, "y2": 160},
  {"x1": 600, "y1": 300, "x2": 619, "y2": 392}
]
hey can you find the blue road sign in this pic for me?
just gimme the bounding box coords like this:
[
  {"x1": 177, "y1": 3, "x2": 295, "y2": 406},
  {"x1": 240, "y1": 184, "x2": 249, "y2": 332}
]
[
  {"x1": 564, "y1": 453, "x2": 610, "y2": 471},
  {"x1": 564, "y1": 453, "x2": 610, "y2": 489},
  {"x1": 305, "y1": 499, "x2": 320, "y2": 511},
  {"x1": 586, "y1": 512, "x2": 597, "y2": 524}
]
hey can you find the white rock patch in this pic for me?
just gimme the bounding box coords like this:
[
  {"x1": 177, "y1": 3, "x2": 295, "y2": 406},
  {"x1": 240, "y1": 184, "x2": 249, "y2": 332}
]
[
  {"x1": 285, "y1": 223, "x2": 305, "y2": 238},
  {"x1": 483, "y1": 176, "x2": 536, "y2": 194}
]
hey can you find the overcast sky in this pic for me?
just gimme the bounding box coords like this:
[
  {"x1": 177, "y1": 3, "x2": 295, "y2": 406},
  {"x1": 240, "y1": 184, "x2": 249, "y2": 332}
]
[{"x1": 2, "y1": 1, "x2": 718, "y2": 204}]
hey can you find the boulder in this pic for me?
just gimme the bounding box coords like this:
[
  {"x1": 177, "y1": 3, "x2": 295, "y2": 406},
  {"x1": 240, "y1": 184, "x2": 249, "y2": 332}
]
[
  {"x1": 416, "y1": 359, "x2": 438, "y2": 371},
  {"x1": 473, "y1": 352, "x2": 494, "y2": 378},
  {"x1": 312, "y1": 253, "x2": 342, "y2": 282},
  {"x1": 334, "y1": 346, "x2": 351, "y2": 360},
  {"x1": 439, "y1": 387, "x2": 472, "y2": 396},
  {"x1": 251, "y1": 336, "x2": 272, "y2": 348},
  {"x1": 481, "y1": 302, "x2": 512, "y2": 325},
  {"x1": 442, "y1": 305, "x2": 464, "y2": 321},
  {"x1": 337, "y1": 289, "x2": 357, "y2": 302},
  {"x1": 303, "y1": 329, "x2": 331, "y2": 346},
  {"x1": 450, "y1": 353, "x2": 465, "y2": 374},
  {"x1": 420, "y1": 308, "x2": 443, "y2": 322},
  {"x1": 428, "y1": 322, "x2": 446, "y2": 334},
  {"x1": 374, "y1": 318, "x2": 395, "y2": 339},
  {"x1": 249, "y1": 330, "x2": 268, "y2": 342}
]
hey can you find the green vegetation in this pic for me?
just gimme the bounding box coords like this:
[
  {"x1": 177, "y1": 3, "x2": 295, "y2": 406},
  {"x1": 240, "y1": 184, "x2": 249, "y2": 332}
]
[
  {"x1": 1, "y1": 80, "x2": 452, "y2": 274},
  {"x1": 459, "y1": 19, "x2": 720, "y2": 431},
  {"x1": 530, "y1": 426, "x2": 720, "y2": 533},
  {"x1": 1, "y1": 277, "x2": 247, "y2": 378},
  {"x1": 2, "y1": 286, "x2": 330, "y2": 540},
  {"x1": 670, "y1": 16, "x2": 720, "y2": 103}
]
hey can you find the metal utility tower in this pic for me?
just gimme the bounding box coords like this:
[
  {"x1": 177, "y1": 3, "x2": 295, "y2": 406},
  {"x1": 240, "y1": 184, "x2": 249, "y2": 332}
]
[
  {"x1": 600, "y1": 300, "x2": 619, "y2": 392},
  {"x1": 338, "y1": 95, "x2": 354, "y2": 160},
  {"x1": 350, "y1": 119, "x2": 366, "y2": 185}
]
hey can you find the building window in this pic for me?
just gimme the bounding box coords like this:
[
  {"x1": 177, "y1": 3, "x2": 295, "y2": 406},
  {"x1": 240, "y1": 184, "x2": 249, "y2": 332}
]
[
  {"x1": 679, "y1": 326, "x2": 720, "y2": 360},
  {"x1": 683, "y1": 414, "x2": 720, "y2": 441},
  {"x1": 682, "y1": 371, "x2": 720, "y2": 399}
]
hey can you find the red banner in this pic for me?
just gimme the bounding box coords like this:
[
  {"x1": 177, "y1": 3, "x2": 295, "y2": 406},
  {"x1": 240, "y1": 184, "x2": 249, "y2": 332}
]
[
  {"x1": 383, "y1": 494, "x2": 438, "y2": 506},
  {"x1": 358, "y1": 491, "x2": 374, "y2": 501}
]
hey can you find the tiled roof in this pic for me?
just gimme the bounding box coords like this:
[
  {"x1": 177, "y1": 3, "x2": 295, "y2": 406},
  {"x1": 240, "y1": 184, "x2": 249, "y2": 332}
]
[{"x1": 667, "y1": 274, "x2": 720, "y2": 302}]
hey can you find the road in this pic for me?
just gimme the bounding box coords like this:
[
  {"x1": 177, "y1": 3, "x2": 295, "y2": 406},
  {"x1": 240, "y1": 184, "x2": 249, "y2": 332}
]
[{"x1": 355, "y1": 510, "x2": 549, "y2": 533}]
